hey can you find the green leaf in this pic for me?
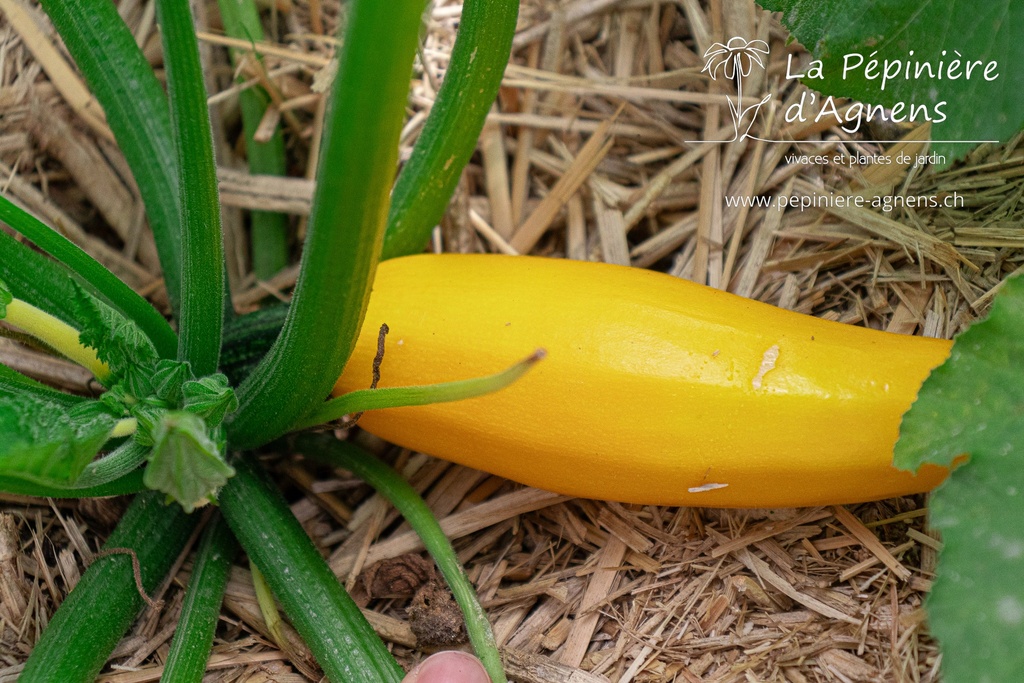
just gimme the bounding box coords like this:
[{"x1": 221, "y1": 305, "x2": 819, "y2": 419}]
[
  {"x1": 151, "y1": 358, "x2": 194, "y2": 405},
  {"x1": 759, "y1": 0, "x2": 1024, "y2": 162},
  {"x1": 71, "y1": 282, "x2": 159, "y2": 384},
  {"x1": 182, "y1": 373, "x2": 238, "y2": 426},
  {"x1": 895, "y1": 274, "x2": 1024, "y2": 682},
  {"x1": 0, "y1": 362, "x2": 85, "y2": 408},
  {"x1": 127, "y1": 402, "x2": 165, "y2": 448},
  {"x1": 144, "y1": 411, "x2": 235, "y2": 513},
  {"x1": 0, "y1": 393, "x2": 117, "y2": 485}
]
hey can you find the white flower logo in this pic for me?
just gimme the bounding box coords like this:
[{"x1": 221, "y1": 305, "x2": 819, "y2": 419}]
[
  {"x1": 702, "y1": 37, "x2": 772, "y2": 142},
  {"x1": 702, "y1": 37, "x2": 769, "y2": 79}
]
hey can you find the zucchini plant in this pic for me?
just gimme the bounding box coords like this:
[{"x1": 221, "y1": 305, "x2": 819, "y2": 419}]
[
  {"x1": 3, "y1": 0, "x2": 1021, "y2": 681},
  {"x1": 0, "y1": 0, "x2": 519, "y2": 681}
]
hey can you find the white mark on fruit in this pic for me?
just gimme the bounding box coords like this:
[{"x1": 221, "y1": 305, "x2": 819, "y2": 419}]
[
  {"x1": 751, "y1": 345, "x2": 780, "y2": 390},
  {"x1": 688, "y1": 483, "x2": 729, "y2": 493}
]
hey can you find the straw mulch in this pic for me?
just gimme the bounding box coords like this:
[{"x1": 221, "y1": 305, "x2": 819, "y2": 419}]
[{"x1": 3, "y1": 0, "x2": 1022, "y2": 680}]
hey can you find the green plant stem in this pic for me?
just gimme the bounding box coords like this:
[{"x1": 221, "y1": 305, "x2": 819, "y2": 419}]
[
  {"x1": 0, "y1": 468, "x2": 146, "y2": 498},
  {"x1": 155, "y1": 0, "x2": 224, "y2": 377},
  {"x1": 19, "y1": 491, "x2": 196, "y2": 682},
  {"x1": 383, "y1": 0, "x2": 519, "y2": 259},
  {"x1": 161, "y1": 515, "x2": 237, "y2": 683},
  {"x1": 0, "y1": 228, "x2": 93, "y2": 330},
  {"x1": 73, "y1": 440, "x2": 148, "y2": 489},
  {"x1": 294, "y1": 349, "x2": 545, "y2": 430},
  {"x1": 229, "y1": 0, "x2": 423, "y2": 449},
  {"x1": 2, "y1": 298, "x2": 110, "y2": 382},
  {"x1": 217, "y1": 0, "x2": 290, "y2": 279},
  {"x1": 298, "y1": 435, "x2": 507, "y2": 683},
  {"x1": 249, "y1": 561, "x2": 288, "y2": 648},
  {"x1": 219, "y1": 456, "x2": 403, "y2": 683},
  {"x1": 218, "y1": 303, "x2": 288, "y2": 384},
  {"x1": 38, "y1": 0, "x2": 183, "y2": 316},
  {"x1": 0, "y1": 196, "x2": 177, "y2": 358}
]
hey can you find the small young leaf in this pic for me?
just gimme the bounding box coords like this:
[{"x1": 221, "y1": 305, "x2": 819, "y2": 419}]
[
  {"x1": 71, "y1": 281, "x2": 159, "y2": 383},
  {"x1": 182, "y1": 373, "x2": 238, "y2": 426},
  {"x1": 895, "y1": 274, "x2": 1024, "y2": 682},
  {"x1": 144, "y1": 411, "x2": 235, "y2": 513},
  {"x1": 122, "y1": 367, "x2": 155, "y2": 403},
  {"x1": 128, "y1": 402, "x2": 166, "y2": 448},
  {"x1": 151, "y1": 359, "x2": 193, "y2": 405},
  {"x1": 0, "y1": 392, "x2": 117, "y2": 485}
]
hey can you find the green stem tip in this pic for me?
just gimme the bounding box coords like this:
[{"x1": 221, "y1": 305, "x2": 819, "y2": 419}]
[{"x1": 296, "y1": 349, "x2": 546, "y2": 431}]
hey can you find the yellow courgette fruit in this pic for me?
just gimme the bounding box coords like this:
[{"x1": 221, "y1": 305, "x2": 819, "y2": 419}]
[{"x1": 334, "y1": 254, "x2": 951, "y2": 507}]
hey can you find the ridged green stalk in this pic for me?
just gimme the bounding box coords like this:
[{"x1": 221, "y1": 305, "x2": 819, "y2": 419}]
[
  {"x1": 155, "y1": 0, "x2": 225, "y2": 376},
  {"x1": 38, "y1": 0, "x2": 183, "y2": 316},
  {"x1": 217, "y1": 0, "x2": 290, "y2": 279},
  {"x1": 19, "y1": 492, "x2": 196, "y2": 682},
  {"x1": 228, "y1": 0, "x2": 423, "y2": 448},
  {"x1": 383, "y1": 0, "x2": 519, "y2": 259},
  {"x1": 299, "y1": 436, "x2": 507, "y2": 683},
  {"x1": 219, "y1": 457, "x2": 403, "y2": 683},
  {"x1": 160, "y1": 516, "x2": 237, "y2": 682},
  {"x1": 0, "y1": 196, "x2": 177, "y2": 358}
]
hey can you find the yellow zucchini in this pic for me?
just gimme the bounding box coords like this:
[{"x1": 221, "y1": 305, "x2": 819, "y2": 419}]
[{"x1": 334, "y1": 254, "x2": 951, "y2": 507}]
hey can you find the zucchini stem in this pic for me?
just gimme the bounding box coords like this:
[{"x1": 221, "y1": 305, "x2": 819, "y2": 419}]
[
  {"x1": 219, "y1": 456, "x2": 403, "y2": 683},
  {"x1": 298, "y1": 436, "x2": 508, "y2": 683},
  {"x1": 18, "y1": 491, "x2": 196, "y2": 682},
  {"x1": 2, "y1": 298, "x2": 110, "y2": 382},
  {"x1": 160, "y1": 515, "x2": 236, "y2": 683},
  {"x1": 73, "y1": 440, "x2": 148, "y2": 490},
  {"x1": 294, "y1": 349, "x2": 545, "y2": 431}
]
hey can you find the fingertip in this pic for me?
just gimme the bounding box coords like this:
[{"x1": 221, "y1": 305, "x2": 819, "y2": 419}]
[{"x1": 403, "y1": 651, "x2": 491, "y2": 683}]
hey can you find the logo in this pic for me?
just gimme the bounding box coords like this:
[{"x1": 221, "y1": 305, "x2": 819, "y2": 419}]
[
  {"x1": 700, "y1": 36, "x2": 1000, "y2": 147},
  {"x1": 701, "y1": 37, "x2": 773, "y2": 142}
]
